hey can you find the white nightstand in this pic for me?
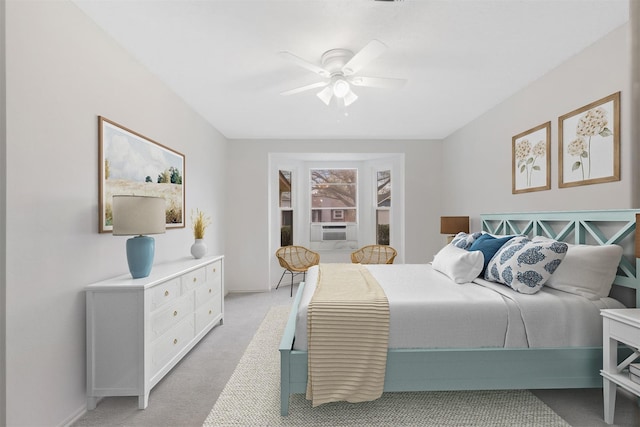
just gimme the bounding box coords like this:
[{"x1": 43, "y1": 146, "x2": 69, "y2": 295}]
[{"x1": 600, "y1": 308, "x2": 640, "y2": 424}]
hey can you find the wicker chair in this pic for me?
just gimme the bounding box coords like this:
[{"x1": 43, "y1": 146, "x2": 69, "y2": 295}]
[
  {"x1": 351, "y1": 245, "x2": 397, "y2": 264},
  {"x1": 275, "y1": 246, "x2": 320, "y2": 296}
]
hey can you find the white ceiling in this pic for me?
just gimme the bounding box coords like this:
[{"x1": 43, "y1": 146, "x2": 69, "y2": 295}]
[{"x1": 72, "y1": 0, "x2": 629, "y2": 140}]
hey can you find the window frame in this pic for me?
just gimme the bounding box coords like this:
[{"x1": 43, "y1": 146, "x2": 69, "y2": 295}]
[
  {"x1": 309, "y1": 167, "x2": 358, "y2": 224},
  {"x1": 375, "y1": 169, "x2": 391, "y2": 245},
  {"x1": 279, "y1": 169, "x2": 294, "y2": 246}
]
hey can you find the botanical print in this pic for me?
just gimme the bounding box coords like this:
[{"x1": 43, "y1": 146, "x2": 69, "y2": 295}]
[
  {"x1": 559, "y1": 92, "x2": 620, "y2": 188},
  {"x1": 567, "y1": 106, "x2": 611, "y2": 180},
  {"x1": 99, "y1": 117, "x2": 185, "y2": 232},
  {"x1": 515, "y1": 138, "x2": 545, "y2": 186},
  {"x1": 512, "y1": 122, "x2": 550, "y2": 194}
]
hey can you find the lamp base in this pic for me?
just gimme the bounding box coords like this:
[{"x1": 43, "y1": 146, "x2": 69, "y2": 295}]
[{"x1": 126, "y1": 235, "x2": 155, "y2": 279}]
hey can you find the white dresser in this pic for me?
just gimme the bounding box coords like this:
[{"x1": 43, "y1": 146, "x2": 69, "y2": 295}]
[{"x1": 86, "y1": 255, "x2": 224, "y2": 409}]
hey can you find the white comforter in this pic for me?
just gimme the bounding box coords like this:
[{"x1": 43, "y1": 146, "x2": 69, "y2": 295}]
[{"x1": 293, "y1": 264, "x2": 625, "y2": 350}]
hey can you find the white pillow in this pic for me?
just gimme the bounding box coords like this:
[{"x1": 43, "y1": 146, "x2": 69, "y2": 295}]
[
  {"x1": 544, "y1": 244, "x2": 623, "y2": 300},
  {"x1": 432, "y1": 244, "x2": 484, "y2": 284}
]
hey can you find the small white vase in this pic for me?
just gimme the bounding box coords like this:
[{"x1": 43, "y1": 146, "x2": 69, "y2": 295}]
[{"x1": 190, "y1": 239, "x2": 207, "y2": 259}]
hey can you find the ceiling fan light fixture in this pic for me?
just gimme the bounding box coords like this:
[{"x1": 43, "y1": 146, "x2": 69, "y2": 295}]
[
  {"x1": 343, "y1": 89, "x2": 358, "y2": 107},
  {"x1": 316, "y1": 86, "x2": 333, "y2": 105},
  {"x1": 280, "y1": 39, "x2": 406, "y2": 109},
  {"x1": 332, "y1": 79, "x2": 350, "y2": 98}
]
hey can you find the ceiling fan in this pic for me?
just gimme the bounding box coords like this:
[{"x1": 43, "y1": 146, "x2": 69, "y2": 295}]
[{"x1": 279, "y1": 40, "x2": 406, "y2": 108}]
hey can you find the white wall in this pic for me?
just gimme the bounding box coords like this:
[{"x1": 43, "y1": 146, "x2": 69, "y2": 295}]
[
  {"x1": 442, "y1": 24, "x2": 633, "y2": 228},
  {"x1": 0, "y1": 0, "x2": 7, "y2": 423},
  {"x1": 5, "y1": 2, "x2": 227, "y2": 425},
  {"x1": 226, "y1": 139, "x2": 442, "y2": 292}
]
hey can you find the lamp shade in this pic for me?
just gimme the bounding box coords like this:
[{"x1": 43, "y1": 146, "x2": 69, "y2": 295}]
[
  {"x1": 112, "y1": 195, "x2": 166, "y2": 236},
  {"x1": 333, "y1": 79, "x2": 350, "y2": 98},
  {"x1": 440, "y1": 216, "x2": 470, "y2": 235}
]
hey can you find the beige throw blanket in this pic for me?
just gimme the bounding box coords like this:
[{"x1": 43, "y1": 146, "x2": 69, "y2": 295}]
[{"x1": 306, "y1": 263, "x2": 390, "y2": 407}]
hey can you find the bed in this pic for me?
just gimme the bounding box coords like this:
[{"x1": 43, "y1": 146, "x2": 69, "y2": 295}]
[{"x1": 279, "y1": 209, "x2": 640, "y2": 416}]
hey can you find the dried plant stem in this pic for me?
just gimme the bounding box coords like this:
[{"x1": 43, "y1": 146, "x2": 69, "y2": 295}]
[{"x1": 192, "y1": 209, "x2": 211, "y2": 239}]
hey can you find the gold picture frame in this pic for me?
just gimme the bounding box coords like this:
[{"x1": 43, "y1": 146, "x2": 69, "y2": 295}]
[
  {"x1": 512, "y1": 121, "x2": 551, "y2": 194},
  {"x1": 558, "y1": 92, "x2": 620, "y2": 188},
  {"x1": 99, "y1": 116, "x2": 185, "y2": 233}
]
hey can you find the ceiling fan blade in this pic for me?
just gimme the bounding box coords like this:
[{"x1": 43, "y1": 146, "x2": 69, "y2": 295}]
[
  {"x1": 349, "y1": 76, "x2": 406, "y2": 89},
  {"x1": 341, "y1": 39, "x2": 387, "y2": 76},
  {"x1": 316, "y1": 86, "x2": 333, "y2": 105},
  {"x1": 279, "y1": 51, "x2": 331, "y2": 78},
  {"x1": 280, "y1": 81, "x2": 328, "y2": 96}
]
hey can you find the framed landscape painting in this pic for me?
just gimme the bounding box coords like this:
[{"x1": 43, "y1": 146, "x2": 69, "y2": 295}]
[
  {"x1": 99, "y1": 116, "x2": 185, "y2": 233},
  {"x1": 558, "y1": 92, "x2": 620, "y2": 188},
  {"x1": 512, "y1": 121, "x2": 551, "y2": 194}
]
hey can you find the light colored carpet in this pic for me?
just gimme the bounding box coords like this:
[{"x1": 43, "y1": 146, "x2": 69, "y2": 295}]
[{"x1": 203, "y1": 306, "x2": 571, "y2": 427}]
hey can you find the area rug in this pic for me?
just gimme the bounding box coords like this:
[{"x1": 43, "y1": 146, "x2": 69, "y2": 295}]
[{"x1": 203, "y1": 306, "x2": 571, "y2": 427}]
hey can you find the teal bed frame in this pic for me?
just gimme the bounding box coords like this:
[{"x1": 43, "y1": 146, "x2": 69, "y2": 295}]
[{"x1": 279, "y1": 209, "x2": 640, "y2": 416}]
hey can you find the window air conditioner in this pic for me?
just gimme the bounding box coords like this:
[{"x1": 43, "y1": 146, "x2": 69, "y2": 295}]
[
  {"x1": 322, "y1": 225, "x2": 347, "y2": 241},
  {"x1": 310, "y1": 224, "x2": 357, "y2": 251}
]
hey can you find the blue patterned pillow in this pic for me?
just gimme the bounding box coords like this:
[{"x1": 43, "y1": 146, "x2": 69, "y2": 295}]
[
  {"x1": 450, "y1": 232, "x2": 482, "y2": 250},
  {"x1": 484, "y1": 236, "x2": 568, "y2": 294}
]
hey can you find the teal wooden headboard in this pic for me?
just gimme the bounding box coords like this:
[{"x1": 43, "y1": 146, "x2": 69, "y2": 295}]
[{"x1": 480, "y1": 209, "x2": 640, "y2": 307}]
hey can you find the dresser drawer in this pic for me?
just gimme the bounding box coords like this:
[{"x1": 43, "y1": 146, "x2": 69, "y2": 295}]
[
  {"x1": 150, "y1": 292, "x2": 195, "y2": 341},
  {"x1": 194, "y1": 280, "x2": 220, "y2": 307},
  {"x1": 150, "y1": 278, "x2": 181, "y2": 311},
  {"x1": 195, "y1": 292, "x2": 222, "y2": 333},
  {"x1": 151, "y1": 316, "x2": 195, "y2": 374},
  {"x1": 207, "y1": 261, "x2": 222, "y2": 283},
  {"x1": 181, "y1": 267, "x2": 206, "y2": 293}
]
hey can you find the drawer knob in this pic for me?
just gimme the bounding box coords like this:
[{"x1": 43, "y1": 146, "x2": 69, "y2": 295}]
[
  {"x1": 209, "y1": 310, "x2": 212, "y2": 315},
  {"x1": 164, "y1": 290, "x2": 169, "y2": 297},
  {"x1": 212, "y1": 267, "x2": 216, "y2": 273},
  {"x1": 209, "y1": 288, "x2": 212, "y2": 293},
  {"x1": 173, "y1": 310, "x2": 178, "y2": 317},
  {"x1": 173, "y1": 338, "x2": 178, "y2": 345},
  {"x1": 193, "y1": 277, "x2": 197, "y2": 283}
]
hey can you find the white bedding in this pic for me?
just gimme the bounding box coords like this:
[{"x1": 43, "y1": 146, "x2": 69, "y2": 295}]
[{"x1": 293, "y1": 264, "x2": 625, "y2": 351}]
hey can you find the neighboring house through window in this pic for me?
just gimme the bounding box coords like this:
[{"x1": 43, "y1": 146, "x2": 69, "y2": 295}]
[{"x1": 310, "y1": 168, "x2": 357, "y2": 224}]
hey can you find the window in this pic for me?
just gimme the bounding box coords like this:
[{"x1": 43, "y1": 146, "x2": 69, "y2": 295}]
[
  {"x1": 376, "y1": 170, "x2": 391, "y2": 245},
  {"x1": 310, "y1": 169, "x2": 357, "y2": 223},
  {"x1": 279, "y1": 170, "x2": 293, "y2": 246}
]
